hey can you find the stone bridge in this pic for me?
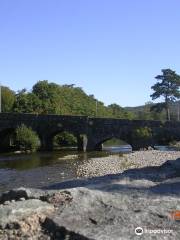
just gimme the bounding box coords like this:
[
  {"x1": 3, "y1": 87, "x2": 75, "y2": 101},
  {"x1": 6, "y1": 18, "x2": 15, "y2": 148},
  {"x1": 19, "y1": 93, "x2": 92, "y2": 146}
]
[{"x1": 0, "y1": 113, "x2": 180, "y2": 151}]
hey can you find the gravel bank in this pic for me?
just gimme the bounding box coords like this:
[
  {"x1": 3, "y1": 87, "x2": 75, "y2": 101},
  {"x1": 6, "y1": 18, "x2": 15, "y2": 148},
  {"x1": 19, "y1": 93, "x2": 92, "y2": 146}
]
[{"x1": 77, "y1": 150, "x2": 180, "y2": 177}]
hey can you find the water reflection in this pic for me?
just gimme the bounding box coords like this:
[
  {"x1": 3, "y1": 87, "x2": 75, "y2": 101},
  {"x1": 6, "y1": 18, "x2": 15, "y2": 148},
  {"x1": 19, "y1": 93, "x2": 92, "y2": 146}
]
[
  {"x1": 103, "y1": 145, "x2": 132, "y2": 153},
  {"x1": 0, "y1": 150, "x2": 113, "y2": 171},
  {"x1": 154, "y1": 145, "x2": 180, "y2": 151},
  {"x1": 0, "y1": 150, "x2": 115, "y2": 193}
]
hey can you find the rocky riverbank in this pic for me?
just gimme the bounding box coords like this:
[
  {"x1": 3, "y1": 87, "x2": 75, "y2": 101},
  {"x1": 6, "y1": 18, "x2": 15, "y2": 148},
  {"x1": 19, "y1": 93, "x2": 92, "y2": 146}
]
[
  {"x1": 0, "y1": 152, "x2": 180, "y2": 239},
  {"x1": 77, "y1": 150, "x2": 180, "y2": 177}
]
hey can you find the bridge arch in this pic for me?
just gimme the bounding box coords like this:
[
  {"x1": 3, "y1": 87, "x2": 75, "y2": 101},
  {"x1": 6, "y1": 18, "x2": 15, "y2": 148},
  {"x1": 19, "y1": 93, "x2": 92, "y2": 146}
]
[
  {"x1": 0, "y1": 125, "x2": 43, "y2": 152},
  {"x1": 53, "y1": 130, "x2": 78, "y2": 150},
  {"x1": 0, "y1": 128, "x2": 16, "y2": 151},
  {"x1": 93, "y1": 133, "x2": 133, "y2": 151},
  {"x1": 40, "y1": 128, "x2": 87, "y2": 151}
]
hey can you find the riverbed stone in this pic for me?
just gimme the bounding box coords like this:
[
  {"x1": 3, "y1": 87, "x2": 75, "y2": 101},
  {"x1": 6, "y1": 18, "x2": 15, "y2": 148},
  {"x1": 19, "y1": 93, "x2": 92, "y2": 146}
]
[
  {"x1": 0, "y1": 187, "x2": 50, "y2": 204},
  {"x1": 1, "y1": 156, "x2": 180, "y2": 239},
  {"x1": 77, "y1": 150, "x2": 180, "y2": 179},
  {"x1": 0, "y1": 199, "x2": 54, "y2": 229}
]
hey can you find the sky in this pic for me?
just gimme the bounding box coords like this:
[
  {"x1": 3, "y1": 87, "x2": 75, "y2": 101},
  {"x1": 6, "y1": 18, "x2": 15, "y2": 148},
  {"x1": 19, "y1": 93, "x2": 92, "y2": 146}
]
[{"x1": 0, "y1": 0, "x2": 180, "y2": 107}]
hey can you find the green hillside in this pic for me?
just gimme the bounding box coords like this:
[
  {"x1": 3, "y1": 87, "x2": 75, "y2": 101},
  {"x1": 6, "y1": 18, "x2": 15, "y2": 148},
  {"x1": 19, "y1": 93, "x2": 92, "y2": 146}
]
[
  {"x1": 1, "y1": 80, "x2": 133, "y2": 119},
  {"x1": 125, "y1": 101, "x2": 180, "y2": 121}
]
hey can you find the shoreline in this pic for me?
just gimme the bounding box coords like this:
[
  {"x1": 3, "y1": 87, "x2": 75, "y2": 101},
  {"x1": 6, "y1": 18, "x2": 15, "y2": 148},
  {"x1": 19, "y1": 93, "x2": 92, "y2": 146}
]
[{"x1": 77, "y1": 150, "x2": 180, "y2": 178}]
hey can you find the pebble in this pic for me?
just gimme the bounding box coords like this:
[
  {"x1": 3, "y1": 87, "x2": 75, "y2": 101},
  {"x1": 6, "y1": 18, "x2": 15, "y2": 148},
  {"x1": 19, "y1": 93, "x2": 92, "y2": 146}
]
[
  {"x1": 19, "y1": 198, "x2": 25, "y2": 201},
  {"x1": 3, "y1": 201, "x2": 10, "y2": 205},
  {"x1": 77, "y1": 150, "x2": 180, "y2": 177}
]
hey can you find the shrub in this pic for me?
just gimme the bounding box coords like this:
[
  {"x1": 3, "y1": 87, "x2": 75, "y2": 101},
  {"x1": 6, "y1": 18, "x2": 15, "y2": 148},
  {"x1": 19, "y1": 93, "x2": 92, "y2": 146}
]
[
  {"x1": 54, "y1": 131, "x2": 77, "y2": 147},
  {"x1": 15, "y1": 124, "x2": 40, "y2": 152},
  {"x1": 132, "y1": 126, "x2": 152, "y2": 140}
]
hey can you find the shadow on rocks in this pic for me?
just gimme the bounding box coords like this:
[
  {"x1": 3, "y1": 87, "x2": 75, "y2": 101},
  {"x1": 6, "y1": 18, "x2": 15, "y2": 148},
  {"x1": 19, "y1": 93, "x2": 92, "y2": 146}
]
[{"x1": 43, "y1": 158, "x2": 180, "y2": 196}]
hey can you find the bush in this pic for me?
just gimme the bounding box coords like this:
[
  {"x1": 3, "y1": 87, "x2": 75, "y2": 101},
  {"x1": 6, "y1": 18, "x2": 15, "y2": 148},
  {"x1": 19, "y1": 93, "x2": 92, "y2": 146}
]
[
  {"x1": 54, "y1": 131, "x2": 77, "y2": 147},
  {"x1": 132, "y1": 126, "x2": 152, "y2": 140},
  {"x1": 15, "y1": 124, "x2": 40, "y2": 152}
]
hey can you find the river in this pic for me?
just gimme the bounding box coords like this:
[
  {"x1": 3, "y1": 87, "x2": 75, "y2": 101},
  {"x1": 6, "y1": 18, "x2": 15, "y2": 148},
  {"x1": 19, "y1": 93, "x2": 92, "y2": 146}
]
[{"x1": 0, "y1": 145, "x2": 178, "y2": 193}]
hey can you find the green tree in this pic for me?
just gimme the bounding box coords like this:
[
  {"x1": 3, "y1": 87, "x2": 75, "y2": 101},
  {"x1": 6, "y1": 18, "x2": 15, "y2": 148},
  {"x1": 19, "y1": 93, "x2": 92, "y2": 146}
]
[
  {"x1": 150, "y1": 69, "x2": 180, "y2": 120},
  {"x1": 15, "y1": 124, "x2": 40, "y2": 151},
  {"x1": 1, "y1": 86, "x2": 15, "y2": 112},
  {"x1": 12, "y1": 80, "x2": 134, "y2": 119},
  {"x1": 132, "y1": 126, "x2": 152, "y2": 140},
  {"x1": 108, "y1": 103, "x2": 134, "y2": 119},
  {"x1": 13, "y1": 89, "x2": 42, "y2": 113}
]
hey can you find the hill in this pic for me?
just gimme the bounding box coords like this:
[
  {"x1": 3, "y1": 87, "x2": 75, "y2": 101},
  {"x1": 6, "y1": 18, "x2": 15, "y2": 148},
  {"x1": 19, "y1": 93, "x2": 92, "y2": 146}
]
[{"x1": 2, "y1": 81, "x2": 133, "y2": 119}]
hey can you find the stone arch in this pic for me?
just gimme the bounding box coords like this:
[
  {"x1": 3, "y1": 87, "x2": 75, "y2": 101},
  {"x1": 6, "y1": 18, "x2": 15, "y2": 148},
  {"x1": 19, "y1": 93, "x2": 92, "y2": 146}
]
[
  {"x1": 94, "y1": 134, "x2": 132, "y2": 151},
  {"x1": 40, "y1": 128, "x2": 87, "y2": 151},
  {"x1": 53, "y1": 130, "x2": 78, "y2": 150},
  {"x1": 0, "y1": 125, "x2": 43, "y2": 152}
]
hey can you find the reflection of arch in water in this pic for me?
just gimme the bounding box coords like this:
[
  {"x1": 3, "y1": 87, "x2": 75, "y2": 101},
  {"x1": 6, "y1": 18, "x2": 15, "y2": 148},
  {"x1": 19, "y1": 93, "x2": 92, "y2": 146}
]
[
  {"x1": 102, "y1": 137, "x2": 132, "y2": 153},
  {"x1": 0, "y1": 128, "x2": 16, "y2": 151}
]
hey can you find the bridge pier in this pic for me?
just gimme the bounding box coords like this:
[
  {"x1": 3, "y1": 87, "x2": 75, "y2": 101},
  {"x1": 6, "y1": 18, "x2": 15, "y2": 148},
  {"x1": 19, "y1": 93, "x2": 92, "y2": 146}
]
[
  {"x1": 85, "y1": 137, "x2": 98, "y2": 151},
  {"x1": 77, "y1": 134, "x2": 88, "y2": 152},
  {"x1": 40, "y1": 135, "x2": 53, "y2": 151}
]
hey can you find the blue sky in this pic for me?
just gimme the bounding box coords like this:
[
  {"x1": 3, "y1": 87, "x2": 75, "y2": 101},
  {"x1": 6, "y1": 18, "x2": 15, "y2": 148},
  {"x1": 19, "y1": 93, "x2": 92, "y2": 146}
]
[{"x1": 1, "y1": 0, "x2": 180, "y2": 107}]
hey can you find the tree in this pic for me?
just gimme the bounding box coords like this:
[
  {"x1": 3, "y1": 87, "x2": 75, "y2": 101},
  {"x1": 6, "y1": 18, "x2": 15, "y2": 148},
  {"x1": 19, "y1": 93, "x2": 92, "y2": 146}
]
[
  {"x1": 150, "y1": 69, "x2": 180, "y2": 120},
  {"x1": 108, "y1": 103, "x2": 134, "y2": 119},
  {"x1": 1, "y1": 86, "x2": 15, "y2": 112},
  {"x1": 13, "y1": 89, "x2": 42, "y2": 113},
  {"x1": 12, "y1": 80, "x2": 134, "y2": 118}
]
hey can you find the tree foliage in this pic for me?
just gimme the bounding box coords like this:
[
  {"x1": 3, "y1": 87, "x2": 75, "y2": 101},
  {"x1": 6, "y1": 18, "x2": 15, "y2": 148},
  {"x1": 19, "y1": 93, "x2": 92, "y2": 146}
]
[
  {"x1": 12, "y1": 80, "x2": 131, "y2": 118},
  {"x1": 1, "y1": 86, "x2": 16, "y2": 112},
  {"x1": 107, "y1": 104, "x2": 134, "y2": 119},
  {"x1": 13, "y1": 89, "x2": 42, "y2": 113},
  {"x1": 132, "y1": 127, "x2": 152, "y2": 140},
  {"x1": 4, "y1": 71, "x2": 180, "y2": 123}
]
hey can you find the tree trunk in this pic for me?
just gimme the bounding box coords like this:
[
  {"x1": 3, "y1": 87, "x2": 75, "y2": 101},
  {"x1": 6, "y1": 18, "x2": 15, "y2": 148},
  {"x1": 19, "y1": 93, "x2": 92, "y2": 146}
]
[
  {"x1": 165, "y1": 102, "x2": 170, "y2": 121},
  {"x1": 167, "y1": 107, "x2": 170, "y2": 121},
  {"x1": 165, "y1": 97, "x2": 171, "y2": 121},
  {"x1": 178, "y1": 103, "x2": 180, "y2": 121}
]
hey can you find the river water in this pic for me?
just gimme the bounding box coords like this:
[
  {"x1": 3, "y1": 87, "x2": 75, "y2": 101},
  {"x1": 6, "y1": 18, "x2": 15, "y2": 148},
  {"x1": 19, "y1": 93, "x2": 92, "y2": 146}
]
[
  {"x1": 0, "y1": 145, "x2": 178, "y2": 193},
  {"x1": 0, "y1": 145, "x2": 132, "y2": 193}
]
